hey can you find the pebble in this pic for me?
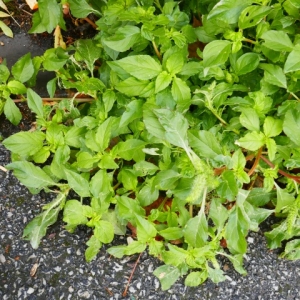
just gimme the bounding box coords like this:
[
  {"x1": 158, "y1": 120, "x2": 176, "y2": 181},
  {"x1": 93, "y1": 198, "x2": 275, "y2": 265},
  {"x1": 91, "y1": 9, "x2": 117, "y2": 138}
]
[
  {"x1": 27, "y1": 287, "x2": 34, "y2": 294},
  {"x1": 0, "y1": 253, "x2": 6, "y2": 263}
]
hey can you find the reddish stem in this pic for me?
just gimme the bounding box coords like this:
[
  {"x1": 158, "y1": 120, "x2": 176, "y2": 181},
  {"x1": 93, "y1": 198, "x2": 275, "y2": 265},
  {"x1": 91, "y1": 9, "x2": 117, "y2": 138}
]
[{"x1": 248, "y1": 147, "x2": 263, "y2": 176}]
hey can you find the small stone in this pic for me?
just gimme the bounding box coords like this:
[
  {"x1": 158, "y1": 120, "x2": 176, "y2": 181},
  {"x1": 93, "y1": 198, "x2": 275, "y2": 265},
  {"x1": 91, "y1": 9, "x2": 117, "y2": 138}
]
[
  {"x1": 0, "y1": 254, "x2": 6, "y2": 263},
  {"x1": 247, "y1": 237, "x2": 254, "y2": 243},
  {"x1": 27, "y1": 287, "x2": 35, "y2": 294}
]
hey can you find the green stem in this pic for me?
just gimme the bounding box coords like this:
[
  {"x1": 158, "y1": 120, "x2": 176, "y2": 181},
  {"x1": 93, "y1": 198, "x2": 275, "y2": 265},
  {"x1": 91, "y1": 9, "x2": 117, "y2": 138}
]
[
  {"x1": 243, "y1": 38, "x2": 257, "y2": 45},
  {"x1": 154, "y1": 0, "x2": 163, "y2": 12},
  {"x1": 152, "y1": 40, "x2": 162, "y2": 62}
]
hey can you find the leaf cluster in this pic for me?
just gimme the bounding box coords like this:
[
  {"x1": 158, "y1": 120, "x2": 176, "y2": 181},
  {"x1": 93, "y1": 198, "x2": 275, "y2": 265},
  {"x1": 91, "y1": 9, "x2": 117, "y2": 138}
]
[{"x1": 2, "y1": 0, "x2": 300, "y2": 290}]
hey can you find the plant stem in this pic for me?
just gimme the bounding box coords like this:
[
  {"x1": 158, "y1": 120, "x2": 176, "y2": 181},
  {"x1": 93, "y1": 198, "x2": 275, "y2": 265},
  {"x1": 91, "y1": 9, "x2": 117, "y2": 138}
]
[
  {"x1": 189, "y1": 204, "x2": 193, "y2": 217},
  {"x1": 154, "y1": 0, "x2": 163, "y2": 12},
  {"x1": 152, "y1": 40, "x2": 162, "y2": 61},
  {"x1": 83, "y1": 17, "x2": 97, "y2": 29},
  {"x1": 248, "y1": 147, "x2": 263, "y2": 176},
  {"x1": 122, "y1": 252, "x2": 142, "y2": 297},
  {"x1": 243, "y1": 38, "x2": 257, "y2": 45},
  {"x1": 260, "y1": 155, "x2": 300, "y2": 183}
]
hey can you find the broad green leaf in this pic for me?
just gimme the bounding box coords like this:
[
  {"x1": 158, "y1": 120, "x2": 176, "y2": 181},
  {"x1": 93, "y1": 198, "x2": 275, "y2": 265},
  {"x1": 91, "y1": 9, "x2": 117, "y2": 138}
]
[
  {"x1": 259, "y1": 64, "x2": 287, "y2": 88},
  {"x1": 11, "y1": 53, "x2": 34, "y2": 83},
  {"x1": 85, "y1": 235, "x2": 102, "y2": 262},
  {"x1": 283, "y1": 109, "x2": 300, "y2": 146},
  {"x1": 185, "y1": 271, "x2": 208, "y2": 287},
  {"x1": 235, "y1": 53, "x2": 260, "y2": 76},
  {"x1": 263, "y1": 116, "x2": 283, "y2": 138},
  {"x1": 94, "y1": 220, "x2": 114, "y2": 244},
  {"x1": 137, "y1": 181, "x2": 159, "y2": 207},
  {"x1": 209, "y1": 198, "x2": 229, "y2": 230},
  {"x1": 159, "y1": 227, "x2": 183, "y2": 240},
  {"x1": 239, "y1": 108, "x2": 260, "y2": 131},
  {"x1": 281, "y1": 239, "x2": 300, "y2": 260},
  {"x1": 184, "y1": 213, "x2": 208, "y2": 248},
  {"x1": 115, "y1": 77, "x2": 151, "y2": 97},
  {"x1": 179, "y1": 61, "x2": 202, "y2": 76},
  {"x1": 3, "y1": 97, "x2": 22, "y2": 125},
  {"x1": 0, "y1": 64, "x2": 10, "y2": 83},
  {"x1": 153, "y1": 265, "x2": 181, "y2": 291},
  {"x1": 116, "y1": 195, "x2": 145, "y2": 222},
  {"x1": 135, "y1": 214, "x2": 157, "y2": 242},
  {"x1": 225, "y1": 207, "x2": 248, "y2": 254},
  {"x1": 171, "y1": 77, "x2": 191, "y2": 105},
  {"x1": 154, "y1": 109, "x2": 189, "y2": 149},
  {"x1": 125, "y1": 240, "x2": 147, "y2": 255},
  {"x1": 3, "y1": 131, "x2": 45, "y2": 157},
  {"x1": 203, "y1": 40, "x2": 231, "y2": 68},
  {"x1": 65, "y1": 169, "x2": 90, "y2": 197},
  {"x1": 77, "y1": 152, "x2": 98, "y2": 169},
  {"x1": 0, "y1": 20, "x2": 13, "y2": 38},
  {"x1": 75, "y1": 39, "x2": 102, "y2": 74},
  {"x1": 274, "y1": 183, "x2": 295, "y2": 213},
  {"x1": 117, "y1": 168, "x2": 138, "y2": 191},
  {"x1": 27, "y1": 88, "x2": 44, "y2": 118},
  {"x1": 247, "y1": 188, "x2": 275, "y2": 207},
  {"x1": 238, "y1": 5, "x2": 272, "y2": 29},
  {"x1": 208, "y1": 0, "x2": 251, "y2": 24},
  {"x1": 284, "y1": 47, "x2": 300, "y2": 73},
  {"x1": 95, "y1": 117, "x2": 114, "y2": 152},
  {"x1": 155, "y1": 71, "x2": 172, "y2": 94},
  {"x1": 29, "y1": 0, "x2": 65, "y2": 33},
  {"x1": 102, "y1": 25, "x2": 141, "y2": 52},
  {"x1": 207, "y1": 267, "x2": 226, "y2": 284},
  {"x1": 236, "y1": 131, "x2": 265, "y2": 151},
  {"x1": 102, "y1": 210, "x2": 126, "y2": 235},
  {"x1": 153, "y1": 169, "x2": 181, "y2": 190},
  {"x1": 166, "y1": 52, "x2": 185, "y2": 75},
  {"x1": 119, "y1": 100, "x2": 143, "y2": 128},
  {"x1": 261, "y1": 30, "x2": 294, "y2": 52},
  {"x1": 7, "y1": 80, "x2": 27, "y2": 94},
  {"x1": 64, "y1": 127, "x2": 86, "y2": 148},
  {"x1": 69, "y1": 0, "x2": 98, "y2": 18},
  {"x1": 107, "y1": 245, "x2": 127, "y2": 258},
  {"x1": 188, "y1": 130, "x2": 222, "y2": 160},
  {"x1": 6, "y1": 161, "x2": 56, "y2": 189},
  {"x1": 23, "y1": 206, "x2": 60, "y2": 249},
  {"x1": 42, "y1": 48, "x2": 68, "y2": 71},
  {"x1": 63, "y1": 200, "x2": 89, "y2": 226},
  {"x1": 112, "y1": 139, "x2": 146, "y2": 162},
  {"x1": 217, "y1": 170, "x2": 239, "y2": 201},
  {"x1": 111, "y1": 55, "x2": 161, "y2": 80}
]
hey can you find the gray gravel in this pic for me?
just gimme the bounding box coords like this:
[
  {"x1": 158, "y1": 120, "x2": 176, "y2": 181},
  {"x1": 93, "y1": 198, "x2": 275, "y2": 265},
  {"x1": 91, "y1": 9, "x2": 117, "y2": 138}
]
[{"x1": 1, "y1": 144, "x2": 300, "y2": 299}]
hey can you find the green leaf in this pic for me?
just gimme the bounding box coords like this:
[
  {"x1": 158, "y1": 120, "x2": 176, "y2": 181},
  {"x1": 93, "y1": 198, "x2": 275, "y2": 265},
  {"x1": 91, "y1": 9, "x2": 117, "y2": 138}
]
[
  {"x1": 153, "y1": 169, "x2": 181, "y2": 190},
  {"x1": 259, "y1": 64, "x2": 287, "y2": 88},
  {"x1": 102, "y1": 25, "x2": 141, "y2": 52},
  {"x1": 111, "y1": 55, "x2": 161, "y2": 80},
  {"x1": 0, "y1": 20, "x2": 13, "y2": 38},
  {"x1": 225, "y1": 207, "x2": 248, "y2": 254},
  {"x1": 107, "y1": 245, "x2": 127, "y2": 258},
  {"x1": 188, "y1": 130, "x2": 222, "y2": 160},
  {"x1": 159, "y1": 227, "x2": 183, "y2": 240},
  {"x1": 135, "y1": 214, "x2": 157, "y2": 242},
  {"x1": 3, "y1": 131, "x2": 45, "y2": 157},
  {"x1": 217, "y1": 170, "x2": 239, "y2": 201},
  {"x1": 274, "y1": 183, "x2": 295, "y2": 213},
  {"x1": 183, "y1": 213, "x2": 208, "y2": 248},
  {"x1": 85, "y1": 235, "x2": 102, "y2": 262},
  {"x1": 284, "y1": 47, "x2": 300, "y2": 73},
  {"x1": 119, "y1": 100, "x2": 143, "y2": 128},
  {"x1": 63, "y1": 200, "x2": 88, "y2": 226},
  {"x1": 116, "y1": 196, "x2": 145, "y2": 221},
  {"x1": 6, "y1": 161, "x2": 56, "y2": 190},
  {"x1": 117, "y1": 168, "x2": 138, "y2": 191},
  {"x1": 94, "y1": 220, "x2": 114, "y2": 244},
  {"x1": 27, "y1": 88, "x2": 44, "y2": 118},
  {"x1": 0, "y1": 64, "x2": 10, "y2": 83},
  {"x1": 3, "y1": 97, "x2": 22, "y2": 125},
  {"x1": 65, "y1": 169, "x2": 90, "y2": 197},
  {"x1": 102, "y1": 210, "x2": 126, "y2": 235},
  {"x1": 137, "y1": 181, "x2": 159, "y2": 207},
  {"x1": 112, "y1": 139, "x2": 146, "y2": 162},
  {"x1": 209, "y1": 198, "x2": 229, "y2": 230},
  {"x1": 236, "y1": 131, "x2": 265, "y2": 151},
  {"x1": 29, "y1": 0, "x2": 65, "y2": 33},
  {"x1": 171, "y1": 77, "x2": 191, "y2": 105},
  {"x1": 64, "y1": 127, "x2": 86, "y2": 148},
  {"x1": 153, "y1": 265, "x2": 181, "y2": 291},
  {"x1": 281, "y1": 239, "x2": 300, "y2": 260},
  {"x1": 95, "y1": 117, "x2": 114, "y2": 152},
  {"x1": 69, "y1": 0, "x2": 98, "y2": 18},
  {"x1": 283, "y1": 109, "x2": 300, "y2": 146},
  {"x1": 203, "y1": 40, "x2": 231, "y2": 68},
  {"x1": 125, "y1": 240, "x2": 147, "y2": 255},
  {"x1": 7, "y1": 80, "x2": 27, "y2": 95},
  {"x1": 155, "y1": 71, "x2": 172, "y2": 94},
  {"x1": 11, "y1": 53, "x2": 34, "y2": 83},
  {"x1": 263, "y1": 116, "x2": 283, "y2": 138},
  {"x1": 261, "y1": 30, "x2": 294, "y2": 52},
  {"x1": 75, "y1": 39, "x2": 102, "y2": 74},
  {"x1": 239, "y1": 108, "x2": 260, "y2": 131},
  {"x1": 238, "y1": 5, "x2": 272, "y2": 29},
  {"x1": 235, "y1": 53, "x2": 260, "y2": 76},
  {"x1": 166, "y1": 52, "x2": 185, "y2": 75},
  {"x1": 207, "y1": 267, "x2": 226, "y2": 284},
  {"x1": 208, "y1": 0, "x2": 251, "y2": 24},
  {"x1": 115, "y1": 77, "x2": 151, "y2": 97},
  {"x1": 185, "y1": 271, "x2": 208, "y2": 287}
]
